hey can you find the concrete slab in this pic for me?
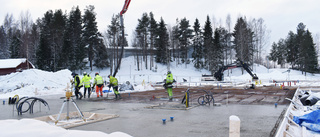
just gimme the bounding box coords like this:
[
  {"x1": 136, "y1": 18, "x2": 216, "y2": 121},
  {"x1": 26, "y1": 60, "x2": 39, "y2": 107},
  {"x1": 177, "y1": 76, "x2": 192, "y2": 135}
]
[{"x1": 0, "y1": 92, "x2": 288, "y2": 137}]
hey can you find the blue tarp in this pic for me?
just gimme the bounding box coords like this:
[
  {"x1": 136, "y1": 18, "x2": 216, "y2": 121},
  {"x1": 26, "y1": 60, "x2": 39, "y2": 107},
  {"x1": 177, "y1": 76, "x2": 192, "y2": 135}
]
[
  {"x1": 103, "y1": 90, "x2": 112, "y2": 93},
  {"x1": 293, "y1": 110, "x2": 320, "y2": 132}
]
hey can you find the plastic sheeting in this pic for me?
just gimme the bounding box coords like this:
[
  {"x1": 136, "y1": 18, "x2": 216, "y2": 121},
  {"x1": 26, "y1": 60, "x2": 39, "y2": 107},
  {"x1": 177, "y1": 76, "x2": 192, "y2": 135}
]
[
  {"x1": 293, "y1": 110, "x2": 320, "y2": 132},
  {"x1": 119, "y1": 81, "x2": 134, "y2": 91}
]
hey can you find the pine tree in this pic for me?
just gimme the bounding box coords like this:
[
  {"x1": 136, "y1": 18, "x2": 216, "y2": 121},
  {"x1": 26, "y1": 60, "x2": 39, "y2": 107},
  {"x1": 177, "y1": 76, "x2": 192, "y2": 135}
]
[
  {"x1": 83, "y1": 5, "x2": 101, "y2": 70},
  {"x1": 276, "y1": 39, "x2": 286, "y2": 68},
  {"x1": 62, "y1": 6, "x2": 84, "y2": 71},
  {"x1": 268, "y1": 42, "x2": 278, "y2": 68},
  {"x1": 36, "y1": 10, "x2": 54, "y2": 71},
  {"x1": 212, "y1": 27, "x2": 225, "y2": 72},
  {"x1": 1, "y1": 14, "x2": 15, "y2": 59},
  {"x1": 285, "y1": 31, "x2": 298, "y2": 68},
  {"x1": 155, "y1": 17, "x2": 169, "y2": 64},
  {"x1": 302, "y1": 30, "x2": 318, "y2": 73},
  {"x1": 135, "y1": 13, "x2": 149, "y2": 70},
  {"x1": 9, "y1": 30, "x2": 21, "y2": 58},
  {"x1": 52, "y1": 9, "x2": 67, "y2": 71},
  {"x1": 148, "y1": 12, "x2": 157, "y2": 70},
  {"x1": 203, "y1": 15, "x2": 213, "y2": 70},
  {"x1": 192, "y1": 18, "x2": 203, "y2": 69},
  {"x1": 296, "y1": 23, "x2": 306, "y2": 72},
  {"x1": 178, "y1": 17, "x2": 193, "y2": 66},
  {"x1": 233, "y1": 17, "x2": 254, "y2": 64},
  {"x1": 94, "y1": 38, "x2": 109, "y2": 69},
  {"x1": 171, "y1": 20, "x2": 180, "y2": 63},
  {"x1": 29, "y1": 23, "x2": 40, "y2": 66},
  {"x1": 0, "y1": 26, "x2": 7, "y2": 58}
]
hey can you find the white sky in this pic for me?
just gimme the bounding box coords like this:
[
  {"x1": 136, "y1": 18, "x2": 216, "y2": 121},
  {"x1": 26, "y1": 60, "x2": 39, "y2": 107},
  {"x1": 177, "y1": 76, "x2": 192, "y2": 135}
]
[{"x1": 1, "y1": 0, "x2": 320, "y2": 52}]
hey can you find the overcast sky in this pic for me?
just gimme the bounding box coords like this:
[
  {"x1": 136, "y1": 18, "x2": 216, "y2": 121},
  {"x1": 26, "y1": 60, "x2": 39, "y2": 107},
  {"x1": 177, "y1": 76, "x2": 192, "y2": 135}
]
[{"x1": 1, "y1": 0, "x2": 320, "y2": 53}]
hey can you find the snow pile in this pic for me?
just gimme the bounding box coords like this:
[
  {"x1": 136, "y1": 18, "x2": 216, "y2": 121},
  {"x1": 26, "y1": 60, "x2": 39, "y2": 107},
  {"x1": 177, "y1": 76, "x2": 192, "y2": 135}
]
[
  {"x1": 0, "y1": 119, "x2": 132, "y2": 137},
  {"x1": 0, "y1": 69, "x2": 71, "y2": 99}
]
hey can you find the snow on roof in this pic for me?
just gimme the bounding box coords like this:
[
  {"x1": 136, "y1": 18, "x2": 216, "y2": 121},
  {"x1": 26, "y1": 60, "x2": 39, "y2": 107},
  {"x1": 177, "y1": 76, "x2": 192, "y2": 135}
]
[{"x1": 0, "y1": 58, "x2": 28, "y2": 69}]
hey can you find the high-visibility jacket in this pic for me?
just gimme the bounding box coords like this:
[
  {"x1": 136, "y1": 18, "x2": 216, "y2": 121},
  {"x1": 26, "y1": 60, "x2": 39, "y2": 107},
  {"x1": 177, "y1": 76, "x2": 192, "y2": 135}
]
[
  {"x1": 166, "y1": 73, "x2": 173, "y2": 84},
  {"x1": 74, "y1": 75, "x2": 82, "y2": 87},
  {"x1": 81, "y1": 74, "x2": 92, "y2": 88},
  {"x1": 94, "y1": 75, "x2": 104, "y2": 86},
  {"x1": 109, "y1": 76, "x2": 118, "y2": 86}
]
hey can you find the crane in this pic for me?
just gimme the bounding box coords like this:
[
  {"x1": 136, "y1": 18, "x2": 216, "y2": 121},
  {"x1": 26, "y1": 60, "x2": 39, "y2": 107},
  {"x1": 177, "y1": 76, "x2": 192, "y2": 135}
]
[{"x1": 113, "y1": 0, "x2": 131, "y2": 77}]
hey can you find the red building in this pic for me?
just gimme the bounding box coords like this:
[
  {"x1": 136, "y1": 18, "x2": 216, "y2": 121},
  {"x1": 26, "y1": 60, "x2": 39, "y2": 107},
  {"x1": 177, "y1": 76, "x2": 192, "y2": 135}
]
[{"x1": 0, "y1": 58, "x2": 34, "y2": 75}]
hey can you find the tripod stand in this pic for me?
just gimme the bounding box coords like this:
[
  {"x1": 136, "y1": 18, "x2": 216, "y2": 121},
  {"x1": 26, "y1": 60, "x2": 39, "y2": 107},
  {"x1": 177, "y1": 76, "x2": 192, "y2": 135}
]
[{"x1": 55, "y1": 95, "x2": 84, "y2": 124}]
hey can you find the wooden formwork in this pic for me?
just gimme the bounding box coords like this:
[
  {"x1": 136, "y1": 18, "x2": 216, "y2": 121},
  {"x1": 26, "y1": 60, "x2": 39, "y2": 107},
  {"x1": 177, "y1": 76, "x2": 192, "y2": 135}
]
[{"x1": 34, "y1": 112, "x2": 119, "y2": 129}]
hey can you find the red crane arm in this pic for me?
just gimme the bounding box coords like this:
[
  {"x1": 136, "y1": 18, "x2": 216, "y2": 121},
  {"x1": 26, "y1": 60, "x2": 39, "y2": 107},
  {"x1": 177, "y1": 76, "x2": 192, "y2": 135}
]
[{"x1": 120, "y1": 0, "x2": 131, "y2": 15}]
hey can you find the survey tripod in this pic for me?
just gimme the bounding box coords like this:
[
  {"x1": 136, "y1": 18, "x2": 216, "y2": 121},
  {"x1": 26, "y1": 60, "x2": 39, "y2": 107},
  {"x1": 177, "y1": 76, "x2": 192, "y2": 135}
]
[{"x1": 55, "y1": 88, "x2": 84, "y2": 124}]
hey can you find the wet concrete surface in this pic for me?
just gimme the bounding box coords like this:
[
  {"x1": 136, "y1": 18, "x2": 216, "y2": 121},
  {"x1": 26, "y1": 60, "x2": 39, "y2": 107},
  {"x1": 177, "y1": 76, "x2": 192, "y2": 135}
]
[{"x1": 0, "y1": 86, "x2": 292, "y2": 137}]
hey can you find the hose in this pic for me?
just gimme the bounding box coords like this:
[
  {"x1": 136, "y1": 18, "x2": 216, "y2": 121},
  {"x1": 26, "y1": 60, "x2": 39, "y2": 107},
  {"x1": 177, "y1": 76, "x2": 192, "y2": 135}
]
[{"x1": 15, "y1": 97, "x2": 50, "y2": 115}]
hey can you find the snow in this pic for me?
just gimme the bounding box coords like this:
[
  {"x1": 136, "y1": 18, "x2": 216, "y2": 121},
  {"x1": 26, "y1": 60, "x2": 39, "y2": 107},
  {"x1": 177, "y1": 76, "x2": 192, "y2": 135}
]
[
  {"x1": 0, "y1": 119, "x2": 132, "y2": 137},
  {"x1": 229, "y1": 115, "x2": 240, "y2": 121},
  {"x1": 2, "y1": 56, "x2": 320, "y2": 137},
  {"x1": 0, "y1": 58, "x2": 29, "y2": 69}
]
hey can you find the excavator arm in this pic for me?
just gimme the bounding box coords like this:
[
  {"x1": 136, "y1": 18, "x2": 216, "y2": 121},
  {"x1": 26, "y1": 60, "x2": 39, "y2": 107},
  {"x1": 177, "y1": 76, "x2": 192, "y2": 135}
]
[{"x1": 214, "y1": 61, "x2": 259, "y2": 81}]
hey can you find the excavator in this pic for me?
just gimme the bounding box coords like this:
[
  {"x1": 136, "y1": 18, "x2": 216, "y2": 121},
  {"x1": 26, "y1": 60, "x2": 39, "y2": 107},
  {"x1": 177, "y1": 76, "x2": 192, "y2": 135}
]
[{"x1": 214, "y1": 61, "x2": 259, "y2": 81}]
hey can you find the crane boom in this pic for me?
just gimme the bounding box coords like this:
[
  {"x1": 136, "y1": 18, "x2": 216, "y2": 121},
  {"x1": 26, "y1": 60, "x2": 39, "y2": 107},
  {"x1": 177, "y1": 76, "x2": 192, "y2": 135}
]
[
  {"x1": 120, "y1": 0, "x2": 131, "y2": 15},
  {"x1": 113, "y1": 0, "x2": 131, "y2": 77}
]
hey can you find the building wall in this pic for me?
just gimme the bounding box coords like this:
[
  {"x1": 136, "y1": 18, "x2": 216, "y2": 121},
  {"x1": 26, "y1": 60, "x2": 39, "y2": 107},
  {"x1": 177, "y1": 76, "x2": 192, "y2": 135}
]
[{"x1": 0, "y1": 60, "x2": 34, "y2": 75}]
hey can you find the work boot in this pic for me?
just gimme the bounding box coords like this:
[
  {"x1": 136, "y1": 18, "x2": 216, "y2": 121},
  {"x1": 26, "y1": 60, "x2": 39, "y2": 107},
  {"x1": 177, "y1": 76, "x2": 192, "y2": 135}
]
[
  {"x1": 79, "y1": 94, "x2": 83, "y2": 100},
  {"x1": 118, "y1": 94, "x2": 122, "y2": 99},
  {"x1": 115, "y1": 94, "x2": 118, "y2": 99}
]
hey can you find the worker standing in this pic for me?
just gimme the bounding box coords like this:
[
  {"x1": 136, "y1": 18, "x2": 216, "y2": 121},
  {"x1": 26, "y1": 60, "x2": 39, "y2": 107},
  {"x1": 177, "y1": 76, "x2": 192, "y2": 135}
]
[
  {"x1": 71, "y1": 72, "x2": 83, "y2": 100},
  {"x1": 92, "y1": 73, "x2": 104, "y2": 98},
  {"x1": 81, "y1": 72, "x2": 92, "y2": 98},
  {"x1": 166, "y1": 71, "x2": 174, "y2": 101},
  {"x1": 108, "y1": 75, "x2": 121, "y2": 99}
]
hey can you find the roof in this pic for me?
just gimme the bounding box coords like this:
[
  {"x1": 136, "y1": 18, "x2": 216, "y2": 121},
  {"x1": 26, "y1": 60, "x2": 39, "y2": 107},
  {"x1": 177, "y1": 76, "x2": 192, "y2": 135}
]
[{"x1": 0, "y1": 58, "x2": 30, "y2": 69}]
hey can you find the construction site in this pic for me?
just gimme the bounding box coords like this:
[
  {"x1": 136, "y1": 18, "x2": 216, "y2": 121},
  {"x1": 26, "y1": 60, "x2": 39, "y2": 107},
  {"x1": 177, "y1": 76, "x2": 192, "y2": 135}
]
[{"x1": 0, "y1": 84, "x2": 297, "y2": 137}]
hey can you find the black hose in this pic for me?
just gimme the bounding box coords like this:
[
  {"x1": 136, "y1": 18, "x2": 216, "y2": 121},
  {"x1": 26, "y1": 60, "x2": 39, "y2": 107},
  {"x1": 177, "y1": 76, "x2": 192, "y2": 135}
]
[{"x1": 15, "y1": 97, "x2": 50, "y2": 115}]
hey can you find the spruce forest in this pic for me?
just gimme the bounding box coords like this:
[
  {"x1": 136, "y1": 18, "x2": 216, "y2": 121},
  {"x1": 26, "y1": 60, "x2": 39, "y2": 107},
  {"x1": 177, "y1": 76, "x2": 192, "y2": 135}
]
[{"x1": 0, "y1": 5, "x2": 318, "y2": 74}]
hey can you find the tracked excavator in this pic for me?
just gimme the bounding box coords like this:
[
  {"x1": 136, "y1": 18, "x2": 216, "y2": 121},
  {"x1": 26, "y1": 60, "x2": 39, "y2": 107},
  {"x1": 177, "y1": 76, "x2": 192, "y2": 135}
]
[{"x1": 214, "y1": 61, "x2": 259, "y2": 81}]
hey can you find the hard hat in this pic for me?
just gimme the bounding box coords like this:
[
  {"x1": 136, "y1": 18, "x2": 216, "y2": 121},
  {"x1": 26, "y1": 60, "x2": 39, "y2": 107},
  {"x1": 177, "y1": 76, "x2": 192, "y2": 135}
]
[
  {"x1": 83, "y1": 72, "x2": 87, "y2": 75},
  {"x1": 95, "y1": 72, "x2": 99, "y2": 75}
]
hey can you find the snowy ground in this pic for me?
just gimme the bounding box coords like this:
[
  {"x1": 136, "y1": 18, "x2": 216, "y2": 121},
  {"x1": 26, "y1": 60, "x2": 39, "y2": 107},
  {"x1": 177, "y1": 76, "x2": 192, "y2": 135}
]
[
  {"x1": 1, "y1": 56, "x2": 320, "y2": 137},
  {"x1": 1, "y1": 57, "x2": 320, "y2": 100}
]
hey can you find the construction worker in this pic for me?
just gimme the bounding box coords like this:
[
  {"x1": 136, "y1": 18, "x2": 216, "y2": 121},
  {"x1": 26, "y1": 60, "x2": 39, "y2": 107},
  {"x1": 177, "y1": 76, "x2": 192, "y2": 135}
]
[
  {"x1": 108, "y1": 75, "x2": 121, "y2": 99},
  {"x1": 92, "y1": 72, "x2": 104, "y2": 98},
  {"x1": 71, "y1": 72, "x2": 83, "y2": 100},
  {"x1": 81, "y1": 72, "x2": 92, "y2": 98},
  {"x1": 166, "y1": 71, "x2": 174, "y2": 101}
]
